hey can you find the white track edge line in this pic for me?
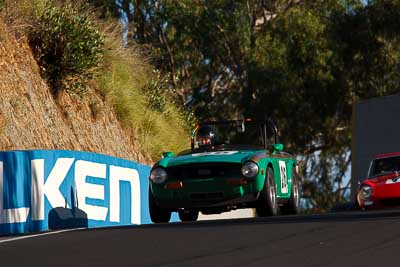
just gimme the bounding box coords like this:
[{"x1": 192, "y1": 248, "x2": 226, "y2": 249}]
[{"x1": 0, "y1": 228, "x2": 86, "y2": 244}]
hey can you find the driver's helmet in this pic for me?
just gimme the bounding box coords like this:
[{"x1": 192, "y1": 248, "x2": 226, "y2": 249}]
[
  {"x1": 196, "y1": 125, "x2": 216, "y2": 147},
  {"x1": 380, "y1": 160, "x2": 392, "y2": 172}
]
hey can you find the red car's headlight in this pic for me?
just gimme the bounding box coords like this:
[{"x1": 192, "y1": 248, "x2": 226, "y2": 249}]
[{"x1": 359, "y1": 185, "x2": 373, "y2": 200}]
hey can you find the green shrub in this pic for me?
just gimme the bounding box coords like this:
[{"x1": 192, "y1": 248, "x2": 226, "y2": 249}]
[
  {"x1": 145, "y1": 70, "x2": 171, "y2": 112},
  {"x1": 95, "y1": 37, "x2": 192, "y2": 161},
  {"x1": 28, "y1": 1, "x2": 104, "y2": 93},
  {"x1": 145, "y1": 69, "x2": 196, "y2": 126}
]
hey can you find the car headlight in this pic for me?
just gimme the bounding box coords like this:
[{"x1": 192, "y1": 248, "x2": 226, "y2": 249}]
[
  {"x1": 360, "y1": 185, "x2": 373, "y2": 200},
  {"x1": 241, "y1": 162, "x2": 259, "y2": 178},
  {"x1": 150, "y1": 168, "x2": 168, "y2": 184}
]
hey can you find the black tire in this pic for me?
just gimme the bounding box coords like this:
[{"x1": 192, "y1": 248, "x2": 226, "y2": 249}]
[
  {"x1": 178, "y1": 209, "x2": 199, "y2": 222},
  {"x1": 355, "y1": 190, "x2": 362, "y2": 210},
  {"x1": 281, "y1": 167, "x2": 300, "y2": 215},
  {"x1": 356, "y1": 187, "x2": 367, "y2": 211},
  {"x1": 149, "y1": 187, "x2": 171, "y2": 223},
  {"x1": 256, "y1": 167, "x2": 278, "y2": 216}
]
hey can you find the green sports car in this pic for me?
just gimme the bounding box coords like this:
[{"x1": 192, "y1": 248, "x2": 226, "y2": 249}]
[{"x1": 148, "y1": 118, "x2": 301, "y2": 223}]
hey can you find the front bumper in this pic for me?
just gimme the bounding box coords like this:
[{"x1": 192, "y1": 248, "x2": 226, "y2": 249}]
[
  {"x1": 360, "y1": 197, "x2": 400, "y2": 210},
  {"x1": 150, "y1": 177, "x2": 262, "y2": 210}
]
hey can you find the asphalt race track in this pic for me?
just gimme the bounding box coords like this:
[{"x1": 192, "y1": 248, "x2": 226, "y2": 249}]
[{"x1": 2, "y1": 210, "x2": 400, "y2": 267}]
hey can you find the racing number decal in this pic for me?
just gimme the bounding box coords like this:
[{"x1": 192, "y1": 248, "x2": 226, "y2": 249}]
[
  {"x1": 279, "y1": 160, "x2": 288, "y2": 194},
  {"x1": 386, "y1": 176, "x2": 400, "y2": 184}
]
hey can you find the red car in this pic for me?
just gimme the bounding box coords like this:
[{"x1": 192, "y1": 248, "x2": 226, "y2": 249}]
[{"x1": 357, "y1": 152, "x2": 400, "y2": 210}]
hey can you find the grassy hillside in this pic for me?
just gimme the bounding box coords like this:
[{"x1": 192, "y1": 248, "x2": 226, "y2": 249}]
[
  {"x1": 96, "y1": 34, "x2": 192, "y2": 159},
  {"x1": 0, "y1": 0, "x2": 191, "y2": 162}
]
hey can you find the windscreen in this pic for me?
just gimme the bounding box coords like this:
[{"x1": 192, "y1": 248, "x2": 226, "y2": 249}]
[
  {"x1": 193, "y1": 121, "x2": 275, "y2": 151},
  {"x1": 369, "y1": 156, "x2": 400, "y2": 177}
]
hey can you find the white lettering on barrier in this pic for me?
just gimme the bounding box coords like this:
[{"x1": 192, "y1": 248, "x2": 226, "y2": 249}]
[
  {"x1": 31, "y1": 158, "x2": 75, "y2": 221},
  {"x1": 75, "y1": 160, "x2": 108, "y2": 221},
  {"x1": 31, "y1": 159, "x2": 44, "y2": 221},
  {"x1": 0, "y1": 162, "x2": 30, "y2": 223},
  {"x1": 0, "y1": 158, "x2": 142, "y2": 225},
  {"x1": 109, "y1": 165, "x2": 141, "y2": 224}
]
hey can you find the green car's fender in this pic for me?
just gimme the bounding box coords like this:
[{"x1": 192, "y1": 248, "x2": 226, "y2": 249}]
[{"x1": 254, "y1": 156, "x2": 296, "y2": 199}]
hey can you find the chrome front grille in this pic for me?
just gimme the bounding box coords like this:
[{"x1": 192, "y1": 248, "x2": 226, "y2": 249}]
[
  {"x1": 167, "y1": 163, "x2": 242, "y2": 180},
  {"x1": 190, "y1": 192, "x2": 224, "y2": 200}
]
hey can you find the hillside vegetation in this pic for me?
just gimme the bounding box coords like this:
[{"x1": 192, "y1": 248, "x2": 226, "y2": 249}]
[{"x1": 0, "y1": 0, "x2": 191, "y2": 164}]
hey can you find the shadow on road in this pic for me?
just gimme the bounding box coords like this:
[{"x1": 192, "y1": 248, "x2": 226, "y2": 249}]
[
  {"x1": 48, "y1": 186, "x2": 88, "y2": 230},
  {"x1": 48, "y1": 207, "x2": 88, "y2": 230}
]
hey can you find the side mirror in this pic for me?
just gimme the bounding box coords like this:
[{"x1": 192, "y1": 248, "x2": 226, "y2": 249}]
[
  {"x1": 162, "y1": 151, "x2": 174, "y2": 158},
  {"x1": 269, "y1": 143, "x2": 284, "y2": 154}
]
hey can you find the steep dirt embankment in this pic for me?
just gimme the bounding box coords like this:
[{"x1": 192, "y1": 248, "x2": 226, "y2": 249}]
[{"x1": 0, "y1": 21, "x2": 149, "y2": 164}]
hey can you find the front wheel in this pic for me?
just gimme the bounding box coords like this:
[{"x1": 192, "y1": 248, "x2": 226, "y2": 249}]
[
  {"x1": 256, "y1": 167, "x2": 278, "y2": 217},
  {"x1": 281, "y1": 166, "x2": 301, "y2": 215},
  {"x1": 149, "y1": 187, "x2": 171, "y2": 223}
]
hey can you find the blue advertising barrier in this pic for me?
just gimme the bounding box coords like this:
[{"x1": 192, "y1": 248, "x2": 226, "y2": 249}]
[{"x1": 0, "y1": 150, "x2": 153, "y2": 235}]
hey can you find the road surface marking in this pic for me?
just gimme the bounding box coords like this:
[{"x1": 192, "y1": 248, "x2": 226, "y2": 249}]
[{"x1": 0, "y1": 228, "x2": 86, "y2": 244}]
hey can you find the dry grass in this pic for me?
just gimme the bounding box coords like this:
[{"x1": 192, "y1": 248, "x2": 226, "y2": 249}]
[
  {"x1": 95, "y1": 28, "x2": 190, "y2": 160},
  {"x1": 1, "y1": 0, "x2": 43, "y2": 33},
  {"x1": 0, "y1": 0, "x2": 191, "y2": 162}
]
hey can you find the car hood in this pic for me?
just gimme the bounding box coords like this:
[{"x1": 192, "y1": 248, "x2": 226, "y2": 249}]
[
  {"x1": 365, "y1": 172, "x2": 400, "y2": 185},
  {"x1": 363, "y1": 172, "x2": 400, "y2": 198},
  {"x1": 156, "y1": 150, "x2": 266, "y2": 168}
]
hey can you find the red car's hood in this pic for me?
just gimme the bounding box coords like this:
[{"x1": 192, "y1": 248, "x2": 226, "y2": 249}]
[
  {"x1": 368, "y1": 172, "x2": 400, "y2": 184},
  {"x1": 362, "y1": 172, "x2": 400, "y2": 199}
]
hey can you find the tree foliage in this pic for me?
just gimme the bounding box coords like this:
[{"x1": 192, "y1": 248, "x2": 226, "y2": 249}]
[{"x1": 89, "y1": 0, "x2": 400, "y2": 211}]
